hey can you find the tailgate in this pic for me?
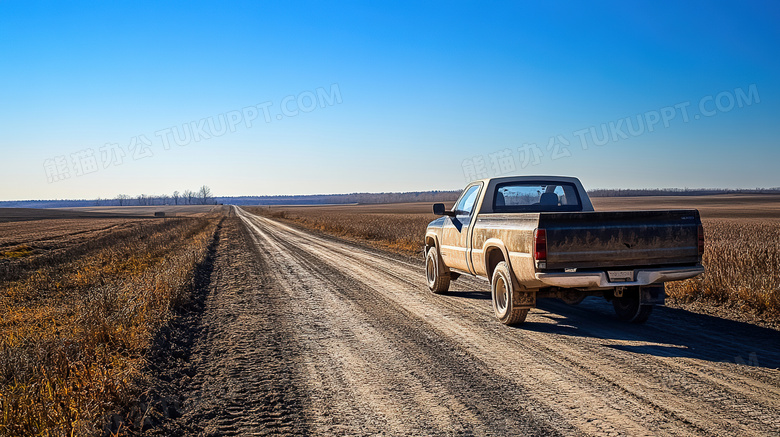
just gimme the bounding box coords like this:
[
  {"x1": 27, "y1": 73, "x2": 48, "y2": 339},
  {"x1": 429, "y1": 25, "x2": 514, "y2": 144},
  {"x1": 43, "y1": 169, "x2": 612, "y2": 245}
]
[{"x1": 539, "y1": 210, "x2": 701, "y2": 270}]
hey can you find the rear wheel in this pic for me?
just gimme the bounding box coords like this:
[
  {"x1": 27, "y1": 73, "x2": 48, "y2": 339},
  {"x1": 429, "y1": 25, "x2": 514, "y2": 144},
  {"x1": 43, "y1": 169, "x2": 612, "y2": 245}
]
[
  {"x1": 491, "y1": 262, "x2": 528, "y2": 325},
  {"x1": 425, "y1": 247, "x2": 450, "y2": 294},
  {"x1": 560, "y1": 290, "x2": 586, "y2": 305},
  {"x1": 612, "y1": 288, "x2": 654, "y2": 323}
]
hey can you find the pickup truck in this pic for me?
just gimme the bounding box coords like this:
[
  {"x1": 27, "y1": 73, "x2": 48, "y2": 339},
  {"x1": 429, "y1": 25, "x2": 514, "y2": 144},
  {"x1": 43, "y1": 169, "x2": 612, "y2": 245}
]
[{"x1": 424, "y1": 176, "x2": 704, "y2": 325}]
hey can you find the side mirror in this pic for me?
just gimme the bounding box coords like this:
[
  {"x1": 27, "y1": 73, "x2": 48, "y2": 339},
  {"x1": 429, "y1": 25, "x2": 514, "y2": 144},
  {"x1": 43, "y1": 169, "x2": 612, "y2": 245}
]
[{"x1": 433, "y1": 203, "x2": 456, "y2": 217}]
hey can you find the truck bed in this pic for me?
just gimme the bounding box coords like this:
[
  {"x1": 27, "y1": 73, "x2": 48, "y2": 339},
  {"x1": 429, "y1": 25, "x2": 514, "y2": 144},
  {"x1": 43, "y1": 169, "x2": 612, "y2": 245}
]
[{"x1": 539, "y1": 209, "x2": 701, "y2": 270}]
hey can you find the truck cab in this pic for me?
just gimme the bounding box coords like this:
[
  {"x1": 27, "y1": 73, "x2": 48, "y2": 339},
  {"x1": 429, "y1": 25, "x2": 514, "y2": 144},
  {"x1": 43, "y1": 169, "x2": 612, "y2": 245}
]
[{"x1": 425, "y1": 176, "x2": 704, "y2": 325}]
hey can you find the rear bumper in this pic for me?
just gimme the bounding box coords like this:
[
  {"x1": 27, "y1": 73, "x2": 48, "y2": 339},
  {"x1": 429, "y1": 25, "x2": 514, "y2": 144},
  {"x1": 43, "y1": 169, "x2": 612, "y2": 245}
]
[{"x1": 535, "y1": 265, "x2": 704, "y2": 289}]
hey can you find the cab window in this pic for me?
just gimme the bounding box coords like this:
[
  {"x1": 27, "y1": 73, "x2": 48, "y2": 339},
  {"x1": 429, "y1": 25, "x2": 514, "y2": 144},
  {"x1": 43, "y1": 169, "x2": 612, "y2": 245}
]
[
  {"x1": 493, "y1": 181, "x2": 582, "y2": 212},
  {"x1": 455, "y1": 185, "x2": 481, "y2": 215}
]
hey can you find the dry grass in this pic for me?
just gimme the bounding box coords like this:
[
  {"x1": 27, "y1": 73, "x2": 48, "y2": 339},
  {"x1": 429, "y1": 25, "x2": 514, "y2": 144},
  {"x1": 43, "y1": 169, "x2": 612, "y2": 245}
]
[
  {"x1": 666, "y1": 219, "x2": 780, "y2": 318},
  {"x1": 0, "y1": 215, "x2": 221, "y2": 436},
  {"x1": 249, "y1": 199, "x2": 780, "y2": 321}
]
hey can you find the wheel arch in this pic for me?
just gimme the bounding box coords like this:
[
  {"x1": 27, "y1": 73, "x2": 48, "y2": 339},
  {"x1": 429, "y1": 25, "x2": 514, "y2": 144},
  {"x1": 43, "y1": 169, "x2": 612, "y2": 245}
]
[
  {"x1": 424, "y1": 232, "x2": 440, "y2": 253},
  {"x1": 483, "y1": 239, "x2": 512, "y2": 284},
  {"x1": 425, "y1": 231, "x2": 450, "y2": 274}
]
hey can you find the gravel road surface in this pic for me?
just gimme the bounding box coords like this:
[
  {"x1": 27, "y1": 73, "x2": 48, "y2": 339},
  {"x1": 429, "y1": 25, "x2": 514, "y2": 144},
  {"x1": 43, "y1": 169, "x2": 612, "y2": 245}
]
[{"x1": 150, "y1": 206, "x2": 780, "y2": 436}]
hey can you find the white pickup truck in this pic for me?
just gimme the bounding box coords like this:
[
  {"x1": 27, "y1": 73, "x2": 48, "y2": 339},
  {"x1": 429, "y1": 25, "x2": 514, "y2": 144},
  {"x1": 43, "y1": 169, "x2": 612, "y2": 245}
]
[{"x1": 424, "y1": 176, "x2": 704, "y2": 325}]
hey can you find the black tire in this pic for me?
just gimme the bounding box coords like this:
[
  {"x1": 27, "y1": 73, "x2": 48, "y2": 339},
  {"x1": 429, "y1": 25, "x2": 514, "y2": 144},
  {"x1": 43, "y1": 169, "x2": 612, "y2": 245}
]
[
  {"x1": 491, "y1": 262, "x2": 529, "y2": 325},
  {"x1": 612, "y1": 288, "x2": 654, "y2": 323},
  {"x1": 425, "y1": 247, "x2": 450, "y2": 294},
  {"x1": 560, "y1": 290, "x2": 586, "y2": 305}
]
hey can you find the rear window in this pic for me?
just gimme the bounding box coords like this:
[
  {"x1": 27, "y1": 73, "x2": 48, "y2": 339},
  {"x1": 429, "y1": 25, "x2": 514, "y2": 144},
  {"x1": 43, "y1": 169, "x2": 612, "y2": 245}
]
[{"x1": 493, "y1": 182, "x2": 582, "y2": 212}]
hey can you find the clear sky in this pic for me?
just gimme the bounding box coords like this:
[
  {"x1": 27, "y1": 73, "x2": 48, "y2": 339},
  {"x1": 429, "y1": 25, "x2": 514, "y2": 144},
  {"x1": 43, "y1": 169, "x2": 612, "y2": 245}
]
[{"x1": 1, "y1": 1, "x2": 778, "y2": 200}]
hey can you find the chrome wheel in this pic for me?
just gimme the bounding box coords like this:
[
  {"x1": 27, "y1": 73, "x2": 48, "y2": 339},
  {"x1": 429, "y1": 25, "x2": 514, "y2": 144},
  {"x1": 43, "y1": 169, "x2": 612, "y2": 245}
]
[
  {"x1": 494, "y1": 274, "x2": 509, "y2": 317},
  {"x1": 425, "y1": 247, "x2": 450, "y2": 294},
  {"x1": 426, "y1": 253, "x2": 436, "y2": 286},
  {"x1": 491, "y1": 261, "x2": 529, "y2": 325}
]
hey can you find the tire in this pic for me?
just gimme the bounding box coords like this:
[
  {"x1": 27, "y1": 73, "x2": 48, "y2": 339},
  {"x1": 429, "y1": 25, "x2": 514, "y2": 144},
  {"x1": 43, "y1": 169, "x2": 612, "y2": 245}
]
[
  {"x1": 612, "y1": 288, "x2": 654, "y2": 323},
  {"x1": 491, "y1": 262, "x2": 529, "y2": 325},
  {"x1": 425, "y1": 247, "x2": 450, "y2": 294},
  {"x1": 560, "y1": 290, "x2": 586, "y2": 305}
]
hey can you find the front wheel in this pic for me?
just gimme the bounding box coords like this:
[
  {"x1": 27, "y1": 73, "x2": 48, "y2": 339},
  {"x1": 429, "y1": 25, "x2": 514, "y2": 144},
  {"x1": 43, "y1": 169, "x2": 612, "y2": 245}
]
[
  {"x1": 425, "y1": 247, "x2": 450, "y2": 294},
  {"x1": 612, "y1": 288, "x2": 654, "y2": 323},
  {"x1": 491, "y1": 262, "x2": 528, "y2": 325}
]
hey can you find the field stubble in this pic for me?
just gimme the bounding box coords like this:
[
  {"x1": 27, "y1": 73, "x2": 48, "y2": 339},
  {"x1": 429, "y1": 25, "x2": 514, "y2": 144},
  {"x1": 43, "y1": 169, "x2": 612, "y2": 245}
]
[
  {"x1": 0, "y1": 212, "x2": 222, "y2": 436},
  {"x1": 250, "y1": 198, "x2": 780, "y2": 325},
  {"x1": 666, "y1": 218, "x2": 780, "y2": 320}
]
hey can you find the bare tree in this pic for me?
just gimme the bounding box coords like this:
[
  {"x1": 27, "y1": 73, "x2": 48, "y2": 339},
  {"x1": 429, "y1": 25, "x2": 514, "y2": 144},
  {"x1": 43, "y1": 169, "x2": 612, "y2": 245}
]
[
  {"x1": 160, "y1": 194, "x2": 170, "y2": 205},
  {"x1": 172, "y1": 190, "x2": 180, "y2": 205},
  {"x1": 116, "y1": 194, "x2": 130, "y2": 206},
  {"x1": 198, "y1": 185, "x2": 213, "y2": 205},
  {"x1": 183, "y1": 189, "x2": 194, "y2": 205}
]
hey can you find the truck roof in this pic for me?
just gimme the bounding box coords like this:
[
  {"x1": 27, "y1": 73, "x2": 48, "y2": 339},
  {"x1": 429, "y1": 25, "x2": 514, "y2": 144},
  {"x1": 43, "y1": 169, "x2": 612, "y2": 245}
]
[
  {"x1": 467, "y1": 175, "x2": 595, "y2": 213},
  {"x1": 471, "y1": 175, "x2": 584, "y2": 185}
]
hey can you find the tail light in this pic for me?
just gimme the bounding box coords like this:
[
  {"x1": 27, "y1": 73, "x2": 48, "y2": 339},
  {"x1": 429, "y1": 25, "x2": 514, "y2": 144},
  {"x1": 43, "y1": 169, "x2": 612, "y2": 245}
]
[
  {"x1": 534, "y1": 228, "x2": 547, "y2": 269},
  {"x1": 697, "y1": 224, "x2": 704, "y2": 258}
]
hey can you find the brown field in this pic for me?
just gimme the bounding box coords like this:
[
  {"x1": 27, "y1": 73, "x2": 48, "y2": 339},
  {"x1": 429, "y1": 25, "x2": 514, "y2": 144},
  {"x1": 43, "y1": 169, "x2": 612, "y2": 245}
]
[
  {"x1": 0, "y1": 207, "x2": 224, "y2": 435},
  {"x1": 0, "y1": 218, "x2": 148, "y2": 248},
  {"x1": 591, "y1": 194, "x2": 780, "y2": 220},
  {"x1": 250, "y1": 194, "x2": 780, "y2": 324},
  {"x1": 56, "y1": 205, "x2": 221, "y2": 217}
]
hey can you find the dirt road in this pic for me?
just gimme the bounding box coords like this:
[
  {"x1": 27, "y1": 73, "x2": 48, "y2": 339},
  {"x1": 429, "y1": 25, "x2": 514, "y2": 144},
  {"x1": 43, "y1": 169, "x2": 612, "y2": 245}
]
[{"x1": 151, "y1": 207, "x2": 780, "y2": 436}]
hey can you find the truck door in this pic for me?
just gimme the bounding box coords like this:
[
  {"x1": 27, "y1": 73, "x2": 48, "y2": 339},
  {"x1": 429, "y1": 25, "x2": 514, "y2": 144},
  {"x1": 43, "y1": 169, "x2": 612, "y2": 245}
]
[{"x1": 440, "y1": 183, "x2": 482, "y2": 273}]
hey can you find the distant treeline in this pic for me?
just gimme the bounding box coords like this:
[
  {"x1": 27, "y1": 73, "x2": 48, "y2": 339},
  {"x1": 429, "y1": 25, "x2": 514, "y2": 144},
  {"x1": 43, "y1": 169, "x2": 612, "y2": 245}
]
[
  {"x1": 0, "y1": 186, "x2": 215, "y2": 209},
  {"x1": 589, "y1": 188, "x2": 780, "y2": 197},
  {"x1": 220, "y1": 190, "x2": 461, "y2": 206}
]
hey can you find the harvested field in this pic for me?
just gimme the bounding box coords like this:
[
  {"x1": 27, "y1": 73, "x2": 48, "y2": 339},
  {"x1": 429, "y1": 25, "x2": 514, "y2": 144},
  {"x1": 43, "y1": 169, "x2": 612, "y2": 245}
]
[
  {"x1": 591, "y1": 194, "x2": 780, "y2": 220},
  {"x1": 57, "y1": 205, "x2": 221, "y2": 217},
  {"x1": 0, "y1": 205, "x2": 218, "y2": 227},
  {"x1": 0, "y1": 208, "x2": 150, "y2": 224},
  {"x1": 0, "y1": 208, "x2": 224, "y2": 436},
  {"x1": 0, "y1": 218, "x2": 149, "y2": 251}
]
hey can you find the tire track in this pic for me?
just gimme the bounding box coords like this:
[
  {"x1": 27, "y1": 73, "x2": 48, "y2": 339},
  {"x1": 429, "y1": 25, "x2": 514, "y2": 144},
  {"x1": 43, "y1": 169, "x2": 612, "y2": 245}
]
[{"x1": 156, "y1": 216, "x2": 310, "y2": 436}]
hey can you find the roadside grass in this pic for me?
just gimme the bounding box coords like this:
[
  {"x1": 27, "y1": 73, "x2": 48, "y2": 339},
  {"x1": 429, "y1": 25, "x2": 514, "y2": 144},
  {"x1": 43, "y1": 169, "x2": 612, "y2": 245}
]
[
  {"x1": 249, "y1": 206, "x2": 780, "y2": 322},
  {"x1": 0, "y1": 216, "x2": 221, "y2": 436},
  {"x1": 665, "y1": 219, "x2": 780, "y2": 318}
]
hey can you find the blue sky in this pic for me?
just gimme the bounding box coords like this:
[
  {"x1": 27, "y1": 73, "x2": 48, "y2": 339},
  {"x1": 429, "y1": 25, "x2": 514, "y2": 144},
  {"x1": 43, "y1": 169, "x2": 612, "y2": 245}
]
[{"x1": 1, "y1": 1, "x2": 778, "y2": 200}]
